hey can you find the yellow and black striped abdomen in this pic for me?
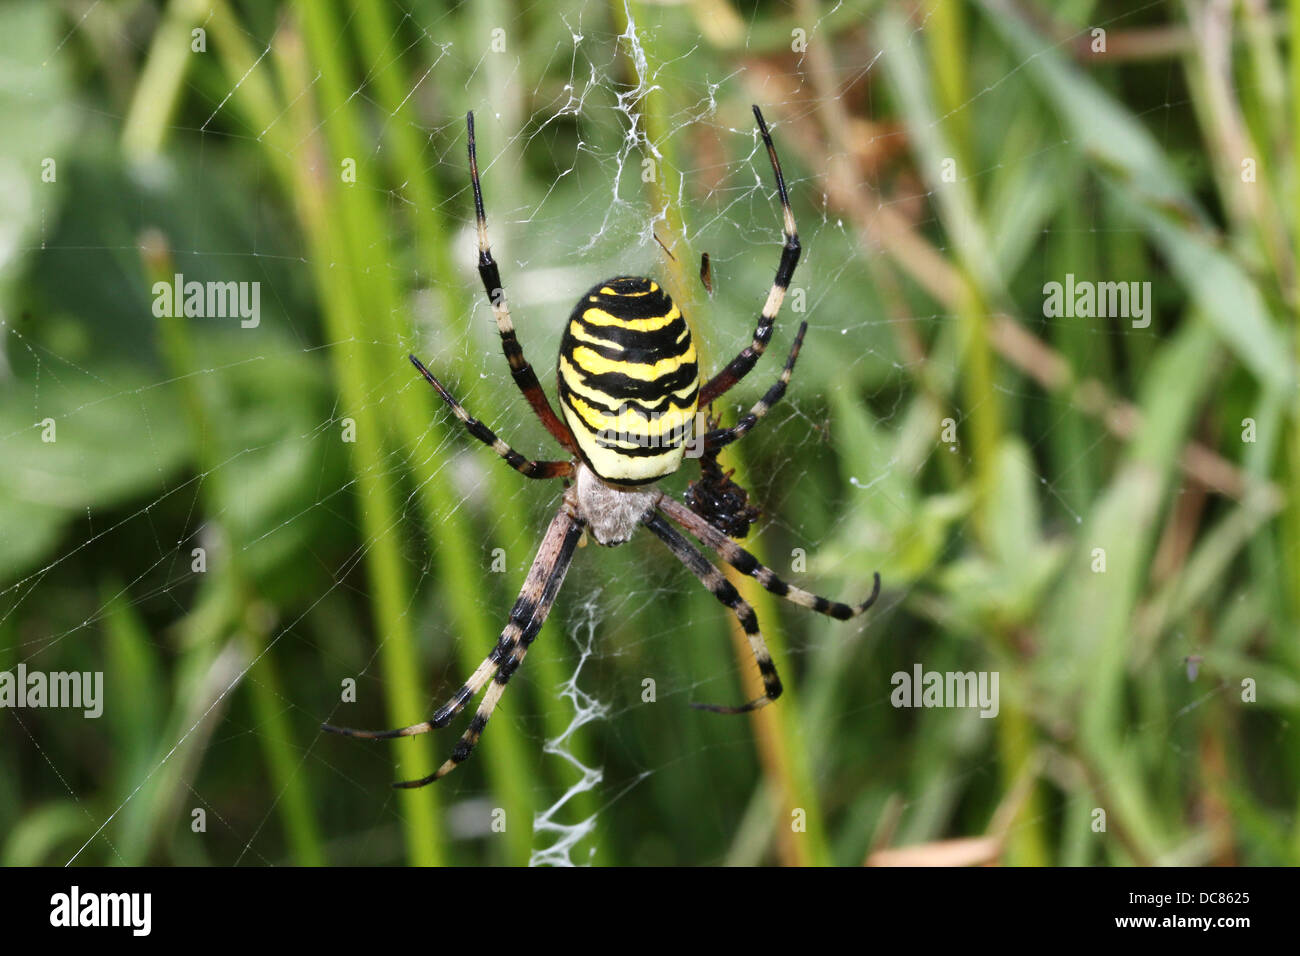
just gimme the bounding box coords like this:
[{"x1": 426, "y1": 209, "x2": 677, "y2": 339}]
[{"x1": 558, "y1": 276, "x2": 699, "y2": 484}]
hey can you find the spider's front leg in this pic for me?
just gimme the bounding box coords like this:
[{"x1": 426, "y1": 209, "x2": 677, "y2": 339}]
[
  {"x1": 703, "y1": 320, "x2": 807, "y2": 451},
  {"x1": 661, "y1": 496, "x2": 881, "y2": 620},
  {"x1": 698, "y1": 105, "x2": 800, "y2": 407},
  {"x1": 466, "y1": 111, "x2": 578, "y2": 455},
  {"x1": 323, "y1": 507, "x2": 585, "y2": 786},
  {"x1": 685, "y1": 321, "x2": 807, "y2": 537},
  {"x1": 409, "y1": 354, "x2": 572, "y2": 480}
]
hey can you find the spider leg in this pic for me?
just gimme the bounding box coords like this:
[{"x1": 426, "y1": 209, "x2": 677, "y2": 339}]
[
  {"x1": 324, "y1": 508, "x2": 585, "y2": 787},
  {"x1": 642, "y1": 512, "x2": 781, "y2": 715},
  {"x1": 704, "y1": 320, "x2": 807, "y2": 451},
  {"x1": 698, "y1": 106, "x2": 800, "y2": 407},
  {"x1": 467, "y1": 111, "x2": 579, "y2": 455},
  {"x1": 396, "y1": 508, "x2": 583, "y2": 787},
  {"x1": 659, "y1": 496, "x2": 881, "y2": 619},
  {"x1": 409, "y1": 355, "x2": 573, "y2": 480}
]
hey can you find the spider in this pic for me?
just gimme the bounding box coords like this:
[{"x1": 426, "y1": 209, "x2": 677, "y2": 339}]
[{"x1": 323, "y1": 106, "x2": 882, "y2": 787}]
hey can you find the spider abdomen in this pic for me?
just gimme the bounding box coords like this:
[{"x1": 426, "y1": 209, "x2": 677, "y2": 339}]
[{"x1": 557, "y1": 276, "x2": 700, "y2": 484}]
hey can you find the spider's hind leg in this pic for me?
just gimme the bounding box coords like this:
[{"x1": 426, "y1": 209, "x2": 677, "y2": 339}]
[
  {"x1": 643, "y1": 512, "x2": 781, "y2": 714},
  {"x1": 323, "y1": 508, "x2": 585, "y2": 786},
  {"x1": 660, "y1": 496, "x2": 881, "y2": 620}
]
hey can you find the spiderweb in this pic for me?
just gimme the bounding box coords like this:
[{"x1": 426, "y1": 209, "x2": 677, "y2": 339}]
[{"x1": 0, "y1": 0, "x2": 1285, "y2": 868}]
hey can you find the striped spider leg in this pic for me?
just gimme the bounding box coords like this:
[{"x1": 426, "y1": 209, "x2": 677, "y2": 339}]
[
  {"x1": 646, "y1": 500, "x2": 880, "y2": 714},
  {"x1": 698, "y1": 105, "x2": 801, "y2": 408},
  {"x1": 466, "y1": 110, "x2": 579, "y2": 456},
  {"x1": 323, "y1": 507, "x2": 585, "y2": 787},
  {"x1": 704, "y1": 320, "x2": 807, "y2": 451},
  {"x1": 408, "y1": 354, "x2": 572, "y2": 480},
  {"x1": 642, "y1": 512, "x2": 780, "y2": 713},
  {"x1": 684, "y1": 321, "x2": 808, "y2": 538}
]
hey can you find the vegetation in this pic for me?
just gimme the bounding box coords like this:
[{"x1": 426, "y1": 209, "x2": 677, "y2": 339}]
[{"x1": 1, "y1": 0, "x2": 1297, "y2": 866}]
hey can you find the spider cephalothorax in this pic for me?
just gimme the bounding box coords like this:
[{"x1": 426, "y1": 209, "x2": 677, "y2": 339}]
[
  {"x1": 685, "y1": 440, "x2": 761, "y2": 539},
  {"x1": 323, "y1": 107, "x2": 881, "y2": 788}
]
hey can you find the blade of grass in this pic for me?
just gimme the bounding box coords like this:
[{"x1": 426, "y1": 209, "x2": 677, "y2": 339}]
[
  {"x1": 120, "y1": 0, "x2": 208, "y2": 160},
  {"x1": 1288, "y1": 0, "x2": 1300, "y2": 859},
  {"x1": 881, "y1": 7, "x2": 1046, "y2": 866},
  {"x1": 1043, "y1": 319, "x2": 1220, "y2": 862},
  {"x1": 350, "y1": 0, "x2": 538, "y2": 865},
  {"x1": 280, "y1": 6, "x2": 445, "y2": 865},
  {"x1": 141, "y1": 235, "x2": 326, "y2": 865},
  {"x1": 621, "y1": 0, "x2": 832, "y2": 865}
]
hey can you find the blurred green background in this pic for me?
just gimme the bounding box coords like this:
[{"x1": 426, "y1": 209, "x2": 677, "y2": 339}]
[{"x1": 1, "y1": 0, "x2": 1298, "y2": 866}]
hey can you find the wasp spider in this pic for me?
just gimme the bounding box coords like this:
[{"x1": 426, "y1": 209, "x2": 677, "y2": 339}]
[{"x1": 323, "y1": 106, "x2": 882, "y2": 787}]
